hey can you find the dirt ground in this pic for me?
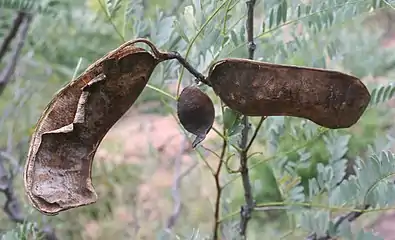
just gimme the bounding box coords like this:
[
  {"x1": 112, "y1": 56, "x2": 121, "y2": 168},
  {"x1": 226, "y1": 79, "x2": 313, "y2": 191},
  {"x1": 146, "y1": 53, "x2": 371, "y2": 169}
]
[{"x1": 369, "y1": 210, "x2": 395, "y2": 240}]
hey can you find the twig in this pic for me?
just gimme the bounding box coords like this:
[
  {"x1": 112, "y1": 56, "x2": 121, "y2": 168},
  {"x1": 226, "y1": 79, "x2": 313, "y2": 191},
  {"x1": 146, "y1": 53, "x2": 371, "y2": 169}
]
[
  {"x1": 162, "y1": 51, "x2": 210, "y2": 87},
  {"x1": 305, "y1": 205, "x2": 370, "y2": 240},
  {"x1": 212, "y1": 134, "x2": 227, "y2": 240},
  {"x1": 0, "y1": 11, "x2": 56, "y2": 239},
  {"x1": 246, "y1": 1, "x2": 256, "y2": 60},
  {"x1": 0, "y1": 153, "x2": 57, "y2": 239},
  {"x1": 238, "y1": 0, "x2": 257, "y2": 238},
  {"x1": 224, "y1": 154, "x2": 240, "y2": 174},
  {"x1": 0, "y1": 156, "x2": 23, "y2": 223},
  {"x1": 238, "y1": 120, "x2": 254, "y2": 237},
  {"x1": 245, "y1": 116, "x2": 266, "y2": 152},
  {"x1": 0, "y1": 12, "x2": 25, "y2": 61},
  {"x1": 129, "y1": 195, "x2": 140, "y2": 236},
  {"x1": 165, "y1": 137, "x2": 198, "y2": 231},
  {"x1": 0, "y1": 12, "x2": 33, "y2": 94}
]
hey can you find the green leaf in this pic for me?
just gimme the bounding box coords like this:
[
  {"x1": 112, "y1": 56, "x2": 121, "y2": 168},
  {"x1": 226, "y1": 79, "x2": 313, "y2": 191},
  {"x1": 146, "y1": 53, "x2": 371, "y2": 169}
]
[
  {"x1": 0, "y1": 0, "x2": 60, "y2": 15},
  {"x1": 330, "y1": 151, "x2": 395, "y2": 207},
  {"x1": 300, "y1": 210, "x2": 330, "y2": 237},
  {"x1": 251, "y1": 161, "x2": 283, "y2": 203},
  {"x1": 228, "y1": 122, "x2": 244, "y2": 137},
  {"x1": 192, "y1": 0, "x2": 203, "y2": 25},
  {"x1": 223, "y1": 107, "x2": 238, "y2": 130},
  {"x1": 336, "y1": 220, "x2": 353, "y2": 240},
  {"x1": 261, "y1": 21, "x2": 266, "y2": 34},
  {"x1": 106, "y1": 0, "x2": 122, "y2": 17},
  {"x1": 370, "y1": 84, "x2": 395, "y2": 106},
  {"x1": 269, "y1": 7, "x2": 274, "y2": 29},
  {"x1": 230, "y1": 29, "x2": 238, "y2": 46},
  {"x1": 239, "y1": 23, "x2": 246, "y2": 42},
  {"x1": 174, "y1": 20, "x2": 190, "y2": 43},
  {"x1": 297, "y1": 4, "x2": 302, "y2": 17},
  {"x1": 305, "y1": 4, "x2": 311, "y2": 14},
  {"x1": 276, "y1": 3, "x2": 282, "y2": 26},
  {"x1": 281, "y1": 1, "x2": 287, "y2": 23}
]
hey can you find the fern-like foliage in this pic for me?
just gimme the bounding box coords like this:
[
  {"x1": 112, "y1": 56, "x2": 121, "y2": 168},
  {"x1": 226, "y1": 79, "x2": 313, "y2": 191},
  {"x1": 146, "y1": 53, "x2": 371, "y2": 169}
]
[
  {"x1": 369, "y1": 84, "x2": 395, "y2": 106},
  {"x1": 0, "y1": 0, "x2": 64, "y2": 16},
  {"x1": 1, "y1": 0, "x2": 395, "y2": 239},
  {"x1": 294, "y1": 151, "x2": 395, "y2": 239},
  {"x1": 330, "y1": 151, "x2": 395, "y2": 208}
]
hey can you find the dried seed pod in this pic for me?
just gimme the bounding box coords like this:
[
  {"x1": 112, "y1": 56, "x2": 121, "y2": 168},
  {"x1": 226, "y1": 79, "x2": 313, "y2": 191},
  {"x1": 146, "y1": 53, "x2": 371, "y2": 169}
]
[
  {"x1": 207, "y1": 58, "x2": 371, "y2": 129},
  {"x1": 177, "y1": 86, "x2": 215, "y2": 148},
  {"x1": 24, "y1": 39, "x2": 166, "y2": 215}
]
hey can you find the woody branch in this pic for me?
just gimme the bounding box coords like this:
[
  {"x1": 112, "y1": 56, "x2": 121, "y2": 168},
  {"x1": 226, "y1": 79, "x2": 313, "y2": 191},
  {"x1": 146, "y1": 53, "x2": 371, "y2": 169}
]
[{"x1": 238, "y1": 0, "x2": 258, "y2": 238}]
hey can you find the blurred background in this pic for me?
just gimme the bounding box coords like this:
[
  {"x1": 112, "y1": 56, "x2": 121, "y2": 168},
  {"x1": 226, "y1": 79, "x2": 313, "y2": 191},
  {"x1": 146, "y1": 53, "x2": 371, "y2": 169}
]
[{"x1": 1, "y1": 0, "x2": 395, "y2": 239}]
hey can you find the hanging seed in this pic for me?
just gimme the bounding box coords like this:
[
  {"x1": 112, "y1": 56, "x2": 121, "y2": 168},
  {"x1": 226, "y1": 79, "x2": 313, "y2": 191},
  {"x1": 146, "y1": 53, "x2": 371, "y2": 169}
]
[
  {"x1": 24, "y1": 39, "x2": 167, "y2": 215},
  {"x1": 207, "y1": 58, "x2": 371, "y2": 129},
  {"x1": 177, "y1": 86, "x2": 215, "y2": 148}
]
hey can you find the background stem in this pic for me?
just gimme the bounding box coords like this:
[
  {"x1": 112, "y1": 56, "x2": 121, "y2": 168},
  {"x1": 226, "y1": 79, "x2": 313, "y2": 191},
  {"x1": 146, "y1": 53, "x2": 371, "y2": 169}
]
[{"x1": 238, "y1": 0, "x2": 257, "y2": 238}]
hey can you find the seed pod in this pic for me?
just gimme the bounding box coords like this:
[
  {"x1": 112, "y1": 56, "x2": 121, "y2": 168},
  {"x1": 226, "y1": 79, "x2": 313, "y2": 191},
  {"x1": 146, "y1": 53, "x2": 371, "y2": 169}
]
[
  {"x1": 24, "y1": 39, "x2": 166, "y2": 215},
  {"x1": 207, "y1": 58, "x2": 371, "y2": 129},
  {"x1": 177, "y1": 86, "x2": 215, "y2": 148}
]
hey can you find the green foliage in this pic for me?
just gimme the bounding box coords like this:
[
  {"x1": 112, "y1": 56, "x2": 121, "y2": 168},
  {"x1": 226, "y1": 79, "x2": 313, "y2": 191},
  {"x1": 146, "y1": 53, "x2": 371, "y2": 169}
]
[
  {"x1": 1, "y1": 222, "x2": 39, "y2": 240},
  {"x1": 1, "y1": 0, "x2": 395, "y2": 239},
  {"x1": 217, "y1": 0, "x2": 395, "y2": 239},
  {"x1": 0, "y1": 0, "x2": 66, "y2": 16},
  {"x1": 331, "y1": 151, "x2": 395, "y2": 207},
  {"x1": 370, "y1": 84, "x2": 395, "y2": 105},
  {"x1": 293, "y1": 151, "x2": 395, "y2": 239}
]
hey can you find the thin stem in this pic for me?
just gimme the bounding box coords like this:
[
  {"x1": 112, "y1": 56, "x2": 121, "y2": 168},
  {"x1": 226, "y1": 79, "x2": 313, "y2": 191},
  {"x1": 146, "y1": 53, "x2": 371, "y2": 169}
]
[
  {"x1": 125, "y1": 39, "x2": 211, "y2": 88},
  {"x1": 224, "y1": 154, "x2": 240, "y2": 174},
  {"x1": 146, "y1": 84, "x2": 176, "y2": 100},
  {"x1": 0, "y1": 12, "x2": 25, "y2": 61},
  {"x1": 164, "y1": 138, "x2": 197, "y2": 232},
  {"x1": 175, "y1": 0, "x2": 231, "y2": 97},
  {"x1": 238, "y1": 115, "x2": 254, "y2": 238},
  {"x1": 218, "y1": 201, "x2": 379, "y2": 223},
  {"x1": 215, "y1": 0, "x2": 366, "y2": 64},
  {"x1": 306, "y1": 205, "x2": 370, "y2": 240},
  {"x1": 211, "y1": 102, "x2": 228, "y2": 240},
  {"x1": 221, "y1": 0, "x2": 235, "y2": 36},
  {"x1": 71, "y1": 57, "x2": 83, "y2": 80},
  {"x1": 212, "y1": 134, "x2": 227, "y2": 240},
  {"x1": 161, "y1": 51, "x2": 210, "y2": 87},
  {"x1": 222, "y1": 128, "x2": 329, "y2": 189},
  {"x1": 246, "y1": 1, "x2": 256, "y2": 60},
  {"x1": 238, "y1": 0, "x2": 257, "y2": 238},
  {"x1": 245, "y1": 117, "x2": 266, "y2": 152},
  {"x1": 0, "y1": 143, "x2": 57, "y2": 239},
  {"x1": 0, "y1": 13, "x2": 32, "y2": 95},
  {"x1": 211, "y1": 127, "x2": 242, "y2": 152},
  {"x1": 201, "y1": 145, "x2": 221, "y2": 159},
  {"x1": 97, "y1": 0, "x2": 125, "y2": 43},
  {"x1": 382, "y1": 0, "x2": 395, "y2": 10}
]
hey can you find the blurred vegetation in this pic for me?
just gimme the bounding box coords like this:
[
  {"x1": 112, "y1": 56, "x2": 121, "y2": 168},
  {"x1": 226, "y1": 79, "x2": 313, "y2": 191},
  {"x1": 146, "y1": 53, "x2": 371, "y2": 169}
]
[{"x1": 1, "y1": 0, "x2": 395, "y2": 239}]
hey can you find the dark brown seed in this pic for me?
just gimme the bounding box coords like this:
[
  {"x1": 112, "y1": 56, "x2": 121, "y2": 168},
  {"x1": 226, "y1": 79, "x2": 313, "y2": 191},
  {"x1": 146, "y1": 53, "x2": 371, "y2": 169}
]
[
  {"x1": 177, "y1": 86, "x2": 215, "y2": 148},
  {"x1": 207, "y1": 58, "x2": 371, "y2": 129}
]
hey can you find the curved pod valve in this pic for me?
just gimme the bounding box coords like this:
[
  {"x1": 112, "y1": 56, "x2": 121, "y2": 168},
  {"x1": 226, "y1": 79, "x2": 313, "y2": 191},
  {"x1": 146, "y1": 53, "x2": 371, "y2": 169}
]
[{"x1": 24, "y1": 39, "x2": 168, "y2": 215}]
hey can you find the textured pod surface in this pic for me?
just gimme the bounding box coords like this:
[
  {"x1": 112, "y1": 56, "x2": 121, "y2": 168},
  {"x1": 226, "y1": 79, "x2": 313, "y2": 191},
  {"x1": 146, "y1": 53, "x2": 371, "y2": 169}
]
[
  {"x1": 24, "y1": 42, "x2": 160, "y2": 215},
  {"x1": 177, "y1": 86, "x2": 215, "y2": 148},
  {"x1": 207, "y1": 58, "x2": 371, "y2": 129}
]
